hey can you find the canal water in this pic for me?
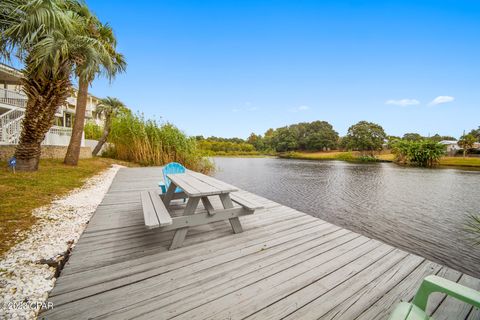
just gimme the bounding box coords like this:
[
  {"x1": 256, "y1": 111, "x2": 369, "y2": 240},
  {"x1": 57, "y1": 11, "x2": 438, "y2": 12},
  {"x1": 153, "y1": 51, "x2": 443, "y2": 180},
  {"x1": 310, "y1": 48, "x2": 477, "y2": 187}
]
[{"x1": 212, "y1": 157, "x2": 480, "y2": 277}]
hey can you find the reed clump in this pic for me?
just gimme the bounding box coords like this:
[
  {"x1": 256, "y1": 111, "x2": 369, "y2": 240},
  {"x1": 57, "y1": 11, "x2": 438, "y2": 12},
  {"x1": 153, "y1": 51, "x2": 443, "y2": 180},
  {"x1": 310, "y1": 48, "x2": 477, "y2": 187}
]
[{"x1": 104, "y1": 113, "x2": 213, "y2": 173}]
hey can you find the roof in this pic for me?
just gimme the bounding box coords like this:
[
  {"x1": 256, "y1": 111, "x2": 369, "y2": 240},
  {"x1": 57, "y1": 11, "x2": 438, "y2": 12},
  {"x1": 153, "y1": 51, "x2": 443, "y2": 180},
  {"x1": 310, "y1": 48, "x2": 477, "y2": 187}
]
[
  {"x1": 0, "y1": 62, "x2": 24, "y2": 84},
  {"x1": 439, "y1": 140, "x2": 458, "y2": 145},
  {"x1": 0, "y1": 63, "x2": 102, "y2": 99},
  {"x1": 0, "y1": 62, "x2": 24, "y2": 76}
]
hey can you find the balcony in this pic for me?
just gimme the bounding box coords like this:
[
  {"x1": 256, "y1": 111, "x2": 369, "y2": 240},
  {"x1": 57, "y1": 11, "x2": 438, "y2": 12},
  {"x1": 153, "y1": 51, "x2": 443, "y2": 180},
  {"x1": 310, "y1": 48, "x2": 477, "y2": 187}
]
[{"x1": 0, "y1": 87, "x2": 27, "y2": 109}]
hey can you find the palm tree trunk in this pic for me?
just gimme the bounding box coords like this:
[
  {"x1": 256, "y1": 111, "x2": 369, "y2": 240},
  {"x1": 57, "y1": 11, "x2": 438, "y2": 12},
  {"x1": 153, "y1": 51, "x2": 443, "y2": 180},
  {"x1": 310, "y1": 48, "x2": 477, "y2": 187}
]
[
  {"x1": 92, "y1": 123, "x2": 110, "y2": 156},
  {"x1": 64, "y1": 77, "x2": 89, "y2": 165},
  {"x1": 15, "y1": 63, "x2": 71, "y2": 171}
]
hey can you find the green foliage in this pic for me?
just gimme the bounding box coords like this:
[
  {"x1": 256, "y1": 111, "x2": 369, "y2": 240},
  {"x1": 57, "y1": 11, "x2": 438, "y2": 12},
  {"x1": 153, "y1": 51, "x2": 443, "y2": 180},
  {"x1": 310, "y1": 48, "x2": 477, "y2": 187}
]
[
  {"x1": 97, "y1": 97, "x2": 130, "y2": 120},
  {"x1": 458, "y1": 134, "x2": 477, "y2": 156},
  {"x1": 343, "y1": 121, "x2": 386, "y2": 154},
  {"x1": 465, "y1": 214, "x2": 480, "y2": 246},
  {"x1": 196, "y1": 136, "x2": 246, "y2": 144},
  {"x1": 385, "y1": 135, "x2": 401, "y2": 149},
  {"x1": 195, "y1": 135, "x2": 264, "y2": 155},
  {"x1": 1, "y1": 0, "x2": 119, "y2": 82},
  {"x1": 356, "y1": 155, "x2": 378, "y2": 162},
  {"x1": 429, "y1": 134, "x2": 457, "y2": 142},
  {"x1": 402, "y1": 133, "x2": 423, "y2": 141},
  {"x1": 247, "y1": 133, "x2": 265, "y2": 150},
  {"x1": 198, "y1": 140, "x2": 256, "y2": 154},
  {"x1": 84, "y1": 122, "x2": 103, "y2": 140},
  {"x1": 271, "y1": 126, "x2": 299, "y2": 152},
  {"x1": 304, "y1": 121, "x2": 339, "y2": 150},
  {"x1": 469, "y1": 127, "x2": 480, "y2": 142},
  {"x1": 281, "y1": 151, "x2": 379, "y2": 162},
  {"x1": 267, "y1": 121, "x2": 339, "y2": 152},
  {"x1": 105, "y1": 113, "x2": 213, "y2": 173},
  {"x1": 392, "y1": 139, "x2": 445, "y2": 167},
  {"x1": 334, "y1": 152, "x2": 356, "y2": 161}
]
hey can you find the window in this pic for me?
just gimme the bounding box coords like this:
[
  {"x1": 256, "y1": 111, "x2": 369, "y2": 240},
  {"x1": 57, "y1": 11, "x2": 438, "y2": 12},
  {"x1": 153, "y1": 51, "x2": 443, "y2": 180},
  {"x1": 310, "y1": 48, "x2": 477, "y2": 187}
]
[
  {"x1": 65, "y1": 113, "x2": 74, "y2": 128},
  {"x1": 55, "y1": 116, "x2": 64, "y2": 127}
]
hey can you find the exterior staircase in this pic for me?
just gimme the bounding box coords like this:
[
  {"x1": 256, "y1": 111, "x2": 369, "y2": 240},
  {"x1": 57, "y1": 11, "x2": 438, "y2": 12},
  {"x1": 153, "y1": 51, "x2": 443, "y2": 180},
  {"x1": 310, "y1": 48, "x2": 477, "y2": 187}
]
[
  {"x1": 0, "y1": 107, "x2": 25, "y2": 145},
  {"x1": 0, "y1": 87, "x2": 28, "y2": 144},
  {"x1": 0, "y1": 87, "x2": 78, "y2": 146}
]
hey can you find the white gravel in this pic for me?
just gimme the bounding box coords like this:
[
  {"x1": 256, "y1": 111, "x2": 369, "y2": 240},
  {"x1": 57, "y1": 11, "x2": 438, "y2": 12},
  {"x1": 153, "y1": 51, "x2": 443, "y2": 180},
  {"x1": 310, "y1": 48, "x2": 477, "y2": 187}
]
[{"x1": 0, "y1": 164, "x2": 122, "y2": 320}]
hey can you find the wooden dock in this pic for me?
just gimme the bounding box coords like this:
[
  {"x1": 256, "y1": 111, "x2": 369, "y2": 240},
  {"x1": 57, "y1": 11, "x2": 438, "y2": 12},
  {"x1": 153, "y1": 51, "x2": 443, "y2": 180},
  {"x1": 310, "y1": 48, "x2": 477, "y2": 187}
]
[{"x1": 42, "y1": 167, "x2": 480, "y2": 319}]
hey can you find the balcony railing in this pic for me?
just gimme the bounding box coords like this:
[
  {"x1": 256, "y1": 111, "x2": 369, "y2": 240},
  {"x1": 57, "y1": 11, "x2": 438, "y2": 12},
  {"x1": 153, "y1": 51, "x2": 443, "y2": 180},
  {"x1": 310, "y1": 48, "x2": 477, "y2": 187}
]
[
  {"x1": 0, "y1": 108, "x2": 25, "y2": 144},
  {"x1": 0, "y1": 87, "x2": 27, "y2": 108},
  {"x1": 42, "y1": 126, "x2": 73, "y2": 146}
]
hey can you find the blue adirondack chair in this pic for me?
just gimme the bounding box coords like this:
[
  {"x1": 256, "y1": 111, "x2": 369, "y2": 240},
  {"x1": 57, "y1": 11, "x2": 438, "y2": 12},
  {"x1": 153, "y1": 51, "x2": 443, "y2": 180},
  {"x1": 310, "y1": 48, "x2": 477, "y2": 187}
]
[{"x1": 159, "y1": 162, "x2": 185, "y2": 195}]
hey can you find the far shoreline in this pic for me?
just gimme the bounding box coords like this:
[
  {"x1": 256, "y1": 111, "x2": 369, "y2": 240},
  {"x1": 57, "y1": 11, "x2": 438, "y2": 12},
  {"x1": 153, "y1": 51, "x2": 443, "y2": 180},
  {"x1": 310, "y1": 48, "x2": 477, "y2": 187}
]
[{"x1": 209, "y1": 151, "x2": 480, "y2": 169}]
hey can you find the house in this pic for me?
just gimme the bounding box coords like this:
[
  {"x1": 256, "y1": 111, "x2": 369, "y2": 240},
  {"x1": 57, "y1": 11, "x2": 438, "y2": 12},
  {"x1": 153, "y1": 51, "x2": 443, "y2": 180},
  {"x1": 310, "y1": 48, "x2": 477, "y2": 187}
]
[
  {"x1": 439, "y1": 140, "x2": 460, "y2": 154},
  {"x1": 0, "y1": 63, "x2": 103, "y2": 146}
]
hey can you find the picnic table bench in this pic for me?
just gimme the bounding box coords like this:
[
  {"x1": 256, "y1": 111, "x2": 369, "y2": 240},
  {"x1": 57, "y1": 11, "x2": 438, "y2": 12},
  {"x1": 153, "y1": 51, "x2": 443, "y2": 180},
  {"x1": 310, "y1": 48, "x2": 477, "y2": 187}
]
[{"x1": 141, "y1": 170, "x2": 263, "y2": 250}]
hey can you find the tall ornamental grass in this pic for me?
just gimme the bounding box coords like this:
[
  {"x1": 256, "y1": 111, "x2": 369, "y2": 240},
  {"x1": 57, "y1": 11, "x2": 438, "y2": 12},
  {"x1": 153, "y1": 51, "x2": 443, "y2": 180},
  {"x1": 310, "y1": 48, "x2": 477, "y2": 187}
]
[{"x1": 105, "y1": 113, "x2": 213, "y2": 173}]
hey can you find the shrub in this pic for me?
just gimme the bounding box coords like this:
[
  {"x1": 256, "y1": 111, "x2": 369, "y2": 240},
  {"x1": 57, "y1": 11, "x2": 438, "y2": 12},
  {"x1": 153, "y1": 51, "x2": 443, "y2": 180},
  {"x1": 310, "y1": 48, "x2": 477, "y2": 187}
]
[
  {"x1": 84, "y1": 122, "x2": 103, "y2": 140},
  {"x1": 392, "y1": 139, "x2": 445, "y2": 167},
  {"x1": 335, "y1": 152, "x2": 356, "y2": 161},
  {"x1": 357, "y1": 155, "x2": 378, "y2": 162}
]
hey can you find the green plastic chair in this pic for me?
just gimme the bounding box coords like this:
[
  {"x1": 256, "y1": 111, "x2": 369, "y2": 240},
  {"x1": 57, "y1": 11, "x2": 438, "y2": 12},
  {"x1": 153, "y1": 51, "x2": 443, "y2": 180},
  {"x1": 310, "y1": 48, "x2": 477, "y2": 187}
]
[{"x1": 389, "y1": 275, "x2": 480, "y2": 320}]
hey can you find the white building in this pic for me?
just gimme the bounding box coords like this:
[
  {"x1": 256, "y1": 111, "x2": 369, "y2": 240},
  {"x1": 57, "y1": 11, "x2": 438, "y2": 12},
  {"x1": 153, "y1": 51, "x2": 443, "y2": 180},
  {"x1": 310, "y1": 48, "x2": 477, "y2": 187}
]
[
  {"x1": 0, "y1": 63, "x2": 103, "y2": 146},
  {"x1": 439, "y1": 140, "x2": 460, "y2": 154},
  {"x1": 439, "y1": 139, "x2": 480, "y2": 156}
]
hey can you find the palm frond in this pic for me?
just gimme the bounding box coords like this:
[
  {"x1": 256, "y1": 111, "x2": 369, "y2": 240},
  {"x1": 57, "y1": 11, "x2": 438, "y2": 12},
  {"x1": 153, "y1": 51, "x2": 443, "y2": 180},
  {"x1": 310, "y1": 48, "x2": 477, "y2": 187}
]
[{"x1": 465, "y1": 214, "x2": 480, "y2": 246}]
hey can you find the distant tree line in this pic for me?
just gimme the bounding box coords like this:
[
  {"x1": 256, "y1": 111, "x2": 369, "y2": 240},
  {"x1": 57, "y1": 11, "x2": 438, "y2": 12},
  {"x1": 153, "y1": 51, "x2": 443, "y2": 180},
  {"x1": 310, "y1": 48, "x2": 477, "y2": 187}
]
[
  {"x1": 197, "y1": 121, "x2": 480, "y2": 155},
  {"x1": 195, "y1": 136, "x2": 256, "y2": 154},
  {"x1": 260, "y1": 121, "x2": 340, "y2": 152},
  {"x1": 397, "y1": 133, "x2": 456, "y2": 142}
]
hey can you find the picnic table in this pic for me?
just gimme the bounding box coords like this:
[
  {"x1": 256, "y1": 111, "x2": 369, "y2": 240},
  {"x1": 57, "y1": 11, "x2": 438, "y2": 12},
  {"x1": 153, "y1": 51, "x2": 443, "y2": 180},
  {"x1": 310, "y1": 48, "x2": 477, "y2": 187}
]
[{"x1": 141, "y1": 170, "x2": 263, "y2": 250}]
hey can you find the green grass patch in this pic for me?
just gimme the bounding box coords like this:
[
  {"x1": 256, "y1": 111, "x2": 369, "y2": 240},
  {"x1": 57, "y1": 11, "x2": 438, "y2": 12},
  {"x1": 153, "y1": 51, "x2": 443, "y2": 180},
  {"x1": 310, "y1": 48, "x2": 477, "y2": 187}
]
[
  {"x1": 439, "y1": 157, "x2": 480, "y2": 167},
  {"x1": 281, "y1": 152, "x2": 480, "y2": 168},
  {"x1": 280, "y1": 151, "x2": 385, "y2": 162},
  {"x1": 0, "y1": 158, "x2": 133, "y2": 256}
]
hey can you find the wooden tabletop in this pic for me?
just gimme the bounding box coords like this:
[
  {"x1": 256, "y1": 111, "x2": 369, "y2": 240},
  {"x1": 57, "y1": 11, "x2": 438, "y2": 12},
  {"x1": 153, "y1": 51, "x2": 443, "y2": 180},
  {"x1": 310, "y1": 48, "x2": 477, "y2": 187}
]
[{"x1": 167, "y1": 170, "x2": 238, "y2": 197}]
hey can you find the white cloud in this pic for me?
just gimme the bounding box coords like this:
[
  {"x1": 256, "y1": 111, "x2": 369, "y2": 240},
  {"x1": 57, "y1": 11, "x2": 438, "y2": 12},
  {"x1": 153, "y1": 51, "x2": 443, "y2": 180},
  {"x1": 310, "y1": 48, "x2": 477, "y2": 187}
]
[
  {"x1": 231, "y1": 108, "x2": 240, "y2": 113},
  {"x1": 429, "y1": 96, "x2": 455, "y2": 106},
  {"x1": 385, "y1": 99, "x2": 420, "y2": 106}
]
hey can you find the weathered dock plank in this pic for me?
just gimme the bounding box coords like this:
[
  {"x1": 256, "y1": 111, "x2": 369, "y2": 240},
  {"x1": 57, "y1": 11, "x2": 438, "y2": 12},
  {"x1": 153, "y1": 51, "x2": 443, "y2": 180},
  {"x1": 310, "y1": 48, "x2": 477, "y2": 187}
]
[{"x1": 42, "y1": 167, "x2": 480, "y2": 319}]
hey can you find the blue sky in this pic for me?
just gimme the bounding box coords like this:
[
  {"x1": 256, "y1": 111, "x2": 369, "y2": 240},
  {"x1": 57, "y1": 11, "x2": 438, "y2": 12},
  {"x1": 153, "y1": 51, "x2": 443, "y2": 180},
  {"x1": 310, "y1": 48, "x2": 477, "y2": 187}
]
[{"x1": 87, "y1": 0, "x2": 480, "y2": 139}]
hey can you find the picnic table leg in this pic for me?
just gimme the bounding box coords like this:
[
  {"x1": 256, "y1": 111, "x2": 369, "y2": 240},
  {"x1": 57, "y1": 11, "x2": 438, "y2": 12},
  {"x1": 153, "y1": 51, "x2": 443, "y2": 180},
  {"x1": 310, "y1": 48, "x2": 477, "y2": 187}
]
[
  {"x1": 220, "y1": 194, "x2": 243, "y2": 234},
  {"x1": 170, "y1": 197, "x2": 200, "y2": 250},
  {"x1": 162, "y1": 182, "x2": 177, "y2": 208},
  {"x1": 201, "y1": 197, "x2": 215, "y2": 215}
]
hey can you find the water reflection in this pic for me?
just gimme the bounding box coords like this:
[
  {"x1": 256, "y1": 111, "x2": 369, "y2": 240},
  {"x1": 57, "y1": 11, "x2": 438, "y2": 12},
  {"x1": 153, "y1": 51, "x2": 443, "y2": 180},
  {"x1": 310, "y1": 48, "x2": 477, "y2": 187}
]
[{"x1": 213, "y1": 157, "x2": 480, "y2": 277}]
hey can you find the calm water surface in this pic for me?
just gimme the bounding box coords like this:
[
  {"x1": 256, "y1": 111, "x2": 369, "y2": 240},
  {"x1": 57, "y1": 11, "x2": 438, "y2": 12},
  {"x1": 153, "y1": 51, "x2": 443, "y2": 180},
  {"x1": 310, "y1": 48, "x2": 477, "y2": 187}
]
[{"x1": 213, "y1": 157, "x2": 480, "y2": 277}]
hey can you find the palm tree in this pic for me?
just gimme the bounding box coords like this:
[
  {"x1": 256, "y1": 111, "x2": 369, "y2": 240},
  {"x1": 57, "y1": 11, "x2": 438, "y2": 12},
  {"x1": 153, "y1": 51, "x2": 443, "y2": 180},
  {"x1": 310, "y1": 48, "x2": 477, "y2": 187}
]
[
  {"x1": 458, "y1": 133, "x2": 476, "y2": 157},
  {"x1": 92, "y1": 97, "x2": 128, "y2": 156},
  {"x1": 0, "y1": 0, "x2": 104, "y2": 171},
  {"x1": 64, "y1": 3, "x2": 126, "y2": 165}
]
